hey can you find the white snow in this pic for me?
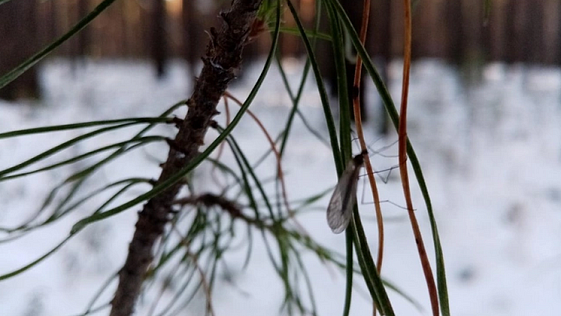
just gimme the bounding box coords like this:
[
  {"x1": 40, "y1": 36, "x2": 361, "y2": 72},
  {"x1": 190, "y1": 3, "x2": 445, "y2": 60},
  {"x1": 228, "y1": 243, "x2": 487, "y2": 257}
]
[{"x1": 1, "y1": 58, "x2": 560, "y2": 315}]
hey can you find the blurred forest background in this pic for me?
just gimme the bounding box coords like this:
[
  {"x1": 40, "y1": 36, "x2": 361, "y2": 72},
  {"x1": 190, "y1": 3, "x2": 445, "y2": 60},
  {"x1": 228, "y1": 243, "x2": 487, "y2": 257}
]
[{"x1": 1, "y1": 0, "x2": 558, "y2": 102}]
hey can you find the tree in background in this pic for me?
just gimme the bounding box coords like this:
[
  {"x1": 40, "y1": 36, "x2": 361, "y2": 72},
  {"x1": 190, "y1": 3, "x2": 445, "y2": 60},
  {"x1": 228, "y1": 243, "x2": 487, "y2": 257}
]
[
  {"x1": 0, "y1": 0, "x2": 39, "y2": 100},
  {"x1": 151, "y1": 0, "x2": 168, "y2": 78}
]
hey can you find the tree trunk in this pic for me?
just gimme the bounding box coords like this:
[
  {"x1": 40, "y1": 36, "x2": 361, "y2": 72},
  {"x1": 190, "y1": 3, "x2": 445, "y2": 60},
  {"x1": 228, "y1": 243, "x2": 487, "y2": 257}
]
[
  {"x1": 0, "y1": 0, "x2": 39, "y2": 100},
  {"x1": 77, "y1": 0, "x2": 90, "y2": 57},
  {"x1": 371, "y1": 0, "x2": 392, "y2": 135},
  {"x1": 445, "y1": 0, "x2": 464, "y2": 64},
  {"x1": 341, "y1": 0, "x2": 367, "y2": 122},
  {"x1": 151, "y1": 0, "x2": 167, "y2": 78},
  {"x1": 524, "y1": 0, "x2": 543, "y2": 63},
  {"x1": 505, "y1": 0, "x2": 523, "y2": 63}
]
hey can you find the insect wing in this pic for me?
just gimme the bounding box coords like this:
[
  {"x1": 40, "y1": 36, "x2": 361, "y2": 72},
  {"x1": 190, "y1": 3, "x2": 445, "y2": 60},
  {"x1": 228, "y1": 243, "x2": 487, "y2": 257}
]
[{"x1": 326, "y1": 160, "x2": 361, "y2": 234}]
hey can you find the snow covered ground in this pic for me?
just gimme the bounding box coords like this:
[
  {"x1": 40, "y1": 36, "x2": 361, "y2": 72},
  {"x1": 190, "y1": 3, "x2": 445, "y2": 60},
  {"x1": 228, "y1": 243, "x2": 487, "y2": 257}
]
[{"x1": 1, "y1": 58, "x2": 561, "y2": 315}]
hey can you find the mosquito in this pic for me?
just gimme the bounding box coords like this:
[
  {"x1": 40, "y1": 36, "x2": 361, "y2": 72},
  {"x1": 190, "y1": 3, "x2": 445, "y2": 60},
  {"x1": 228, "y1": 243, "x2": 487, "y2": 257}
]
[{"x1": 326, "y1": 150, "x2": 368, "y2": 234}]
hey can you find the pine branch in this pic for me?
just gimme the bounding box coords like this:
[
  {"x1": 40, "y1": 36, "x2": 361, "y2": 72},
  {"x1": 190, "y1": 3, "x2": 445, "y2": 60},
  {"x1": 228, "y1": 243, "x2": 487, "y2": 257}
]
[{"x1": 109, "y1": 1, "x2": 263, "y2": 315}]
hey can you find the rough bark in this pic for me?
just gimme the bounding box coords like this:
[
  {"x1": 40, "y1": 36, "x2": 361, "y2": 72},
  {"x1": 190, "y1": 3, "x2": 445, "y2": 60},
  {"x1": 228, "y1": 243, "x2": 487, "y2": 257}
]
[{"x1": 109, "y1": 1, "x2": 262, "y2": 315}]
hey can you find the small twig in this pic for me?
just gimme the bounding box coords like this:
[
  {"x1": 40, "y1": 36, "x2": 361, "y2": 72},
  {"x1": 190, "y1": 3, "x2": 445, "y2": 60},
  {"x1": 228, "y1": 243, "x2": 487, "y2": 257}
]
[{"x1": 174, "y1": 193, "x2": 244, "y2": 220}]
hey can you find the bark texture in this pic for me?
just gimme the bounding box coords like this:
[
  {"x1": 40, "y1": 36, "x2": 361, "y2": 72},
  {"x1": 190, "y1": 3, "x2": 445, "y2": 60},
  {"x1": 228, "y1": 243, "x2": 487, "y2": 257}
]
[{"x1": 109, "y1": 1, "x2": 262, "y2": 315}]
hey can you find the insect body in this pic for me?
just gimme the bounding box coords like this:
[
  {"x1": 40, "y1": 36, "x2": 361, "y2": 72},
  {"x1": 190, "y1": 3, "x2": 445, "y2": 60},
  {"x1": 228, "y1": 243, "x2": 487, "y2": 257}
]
[{"x1": 326, "y1": 150, "x2": 367, "y2": 234}]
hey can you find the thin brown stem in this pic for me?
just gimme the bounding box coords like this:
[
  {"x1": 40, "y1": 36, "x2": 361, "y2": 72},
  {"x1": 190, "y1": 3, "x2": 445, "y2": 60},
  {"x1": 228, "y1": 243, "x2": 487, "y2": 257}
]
[
  {"x1": 222, "y1": 92, "x2": 307, "y2": 233},
  {"x1": 347, "y1": 1, "x2": 385, "y2": 313},
  {"x1": 398, "y1": 1, "x2": 439, "y2": 315}
]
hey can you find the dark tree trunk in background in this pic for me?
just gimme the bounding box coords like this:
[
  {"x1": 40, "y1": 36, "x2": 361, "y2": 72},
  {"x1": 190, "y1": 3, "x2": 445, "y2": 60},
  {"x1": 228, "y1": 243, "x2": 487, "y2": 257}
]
[
  {"x1": 77, "y1": 0, "x2": 90, "y2": 57},
  {"x1": 69, "y1": 0, "x2": 90, "y2": 74},
  {"x1": 412, "y1": 0, "x2": 446, "y2": 59},
  {"x1": 0, "y1": 0, "x2": 39, "y2": 100},
  {"x1": 182, "y1": 0, "x2": 203, "y2": 77},
  {"x1": 43, "y1": 0, "x2": 58, "y2": 44},
  {"x1": 241, "y1": 24, "x2": 260, "y2": 64},
  {"x1": 341, "y1": 0, "x2": 367, "y2": 122},
  {"x1": 371, "y1": 0, "x2": 392, "y2": 60},
  {"x1": 465, "y1": 0, "x2": 484, "y2": 63},
  {"x1": 482, "y1": 0, "x2": 503, "y2": 62},
  {"x1": 558, "y1": 0, "x2": 561, "y2": 64},
  {"x1": 316, "y1": 5, "x2": 335, "y2": 96},
  {"x1": 542, "y1": 0, "x2": 560, "y2": 64},
  {"x1": 524, "y1": 0, "x2": 543, "y2": 64},
  {"x1": 445, "y1": 0, "x2": 464, "y2": 64},
  {"x1": 371, "y1": 0, "x2": 392, "y2": 135},
  {"x1": 151, "y1": 0, "x2": 167, "y2": 78},
  {"x1": 505, "y1": 0, "x2": 524, "y2": 63},
  {"x1": 281, "y1": 0, "x2": 303, "y2": 57},
  {"x1": 317, "y1": 1, "x2": 368, "y2": 122}
]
